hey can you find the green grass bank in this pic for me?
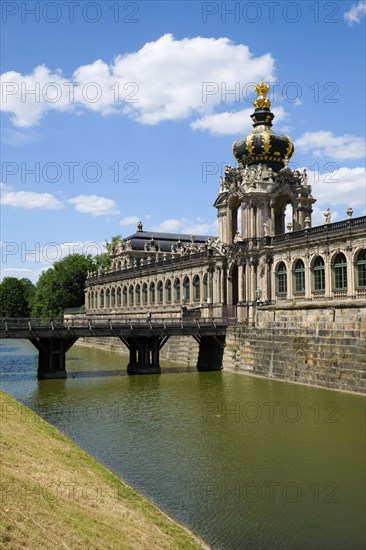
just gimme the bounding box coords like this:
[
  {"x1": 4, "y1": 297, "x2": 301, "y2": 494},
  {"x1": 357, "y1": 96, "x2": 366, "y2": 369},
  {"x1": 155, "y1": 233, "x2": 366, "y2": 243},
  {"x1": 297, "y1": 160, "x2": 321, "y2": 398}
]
[{"x1": 0, "y1": 391, "x2": 208, "y2": 550}]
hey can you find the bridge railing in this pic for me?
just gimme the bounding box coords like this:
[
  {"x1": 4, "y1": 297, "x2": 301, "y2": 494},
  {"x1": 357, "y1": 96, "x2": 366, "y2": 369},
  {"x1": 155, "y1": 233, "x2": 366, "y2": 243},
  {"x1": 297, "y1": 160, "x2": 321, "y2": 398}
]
[
  {"x1": 0, "y1": 317, "x2": 228, "y2": 332},
  {"x1": 0, "y1": 317, "x2": 64, "y2": 331}
]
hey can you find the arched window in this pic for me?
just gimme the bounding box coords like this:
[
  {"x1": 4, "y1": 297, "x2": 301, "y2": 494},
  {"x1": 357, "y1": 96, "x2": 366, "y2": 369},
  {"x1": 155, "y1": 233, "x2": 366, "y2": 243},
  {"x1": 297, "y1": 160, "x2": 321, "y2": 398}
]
[
  {"x1": 333, "y1": 253, "x2": 347, "y2": 290},
  {"x1": 183, "y1": 277, "x2": 190, "y2": 302},
  {"x1": 193, "y1": 275, "x2": 200, "y2": 301},
  {"x1": 91, "y1": 291, "x2": 94, "y2": 309},
  {"x1": 273, "y1": 196, "x2": 293, "y2": 235},
  {"x1": 165, "y1": 280, "x2": 172, "y2": 303},
  {"x1": 117, "y1": 287, "x2": 121, "y2": 307},
  {"x1": 123, "y1": 286, "x2": 127, "y2": 306},
  {"x1": 277, "y1": 262, "x2": 287, "y2": 294},
  {"x1": 313, "y1": 256, "x2": 325, "y2": 291},
  {"x1": 100, "y1": 289, "x2": 105, "y2": 308},
  {"x1": 203, "y1": 274, "x2": 208, "y2": 301},
  {"x1": 157, "y1": 281, "x2": 163, "y2": 304},
  {"x1": 129, "y1": 285, "x2": 134, "y2": 305},
  {"x1": 106, "y1": 288, "x2": 110, "y2": 307},
  {"x1": 174, "y1": 279, "x2": 180, "y2": 303},
  {"x1": 294, "y1": 259, "x2": 305, "y2": 293},
  {"x1": 136, "y1": 284, "x2": 141, "y2": 306},
  {"x1": 111, "y1": 288, "x2": 116, "y2": 307},
  {"x1": 142, "y1": 283, "x2": 148, "y2": 305},
  {"x1": 356, "y1": 249, "x2": 366, "y2": 287},
  {"x1": 150, "y1": 282, "x2": 155, "y2": 305}
]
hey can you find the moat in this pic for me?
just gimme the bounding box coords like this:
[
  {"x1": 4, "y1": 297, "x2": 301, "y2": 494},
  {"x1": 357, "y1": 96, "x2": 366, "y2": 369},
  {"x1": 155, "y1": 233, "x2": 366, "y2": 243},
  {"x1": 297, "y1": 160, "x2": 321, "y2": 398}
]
[{"x1": 1, "y1": 339, "x2": 365, "y2": 550}]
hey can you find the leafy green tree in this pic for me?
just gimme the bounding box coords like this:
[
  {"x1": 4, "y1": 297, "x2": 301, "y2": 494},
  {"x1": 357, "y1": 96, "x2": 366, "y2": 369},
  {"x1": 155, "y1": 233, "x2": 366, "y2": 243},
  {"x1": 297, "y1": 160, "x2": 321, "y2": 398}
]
[
  {"x1": 0, "y1": 277, "x2": 35, "y2": 317},
  {"x1": 94, "y1": 234, "x2": 122, "y2": 271},
  {"x1": 4, "y1": 237, "x2": 123, "y2": 318},
  {"x1": 31, "y1": 254, "x2": 95, "y2": 318},
  {"x1": 94, "y1": 252, "x2": 110, "y2": 271},
  {"x1": 105, "y1": 234, "x2": 122, "y2": 253},
  {"x1": 19, "y1": 278, "x2": 36, "y2": 309}
]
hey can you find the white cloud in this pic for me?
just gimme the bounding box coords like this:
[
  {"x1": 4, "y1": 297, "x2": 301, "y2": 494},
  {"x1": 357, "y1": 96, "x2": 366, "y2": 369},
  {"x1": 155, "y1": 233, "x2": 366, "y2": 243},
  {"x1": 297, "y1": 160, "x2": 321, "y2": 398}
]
[
  {"x1": 344, "y1": 1, "x2": 366, "y2": 24},
  {"x1": 1, "y1": 185, "x2": 119, "y2": 216},
  {"x1": 120, "y1": 215, "x2": 140, "y2": 226},
  {"x1": 0, "y1": 183, "x2": 64, "y2": 210},
  {"x1": 151, "y1": 217, "x2": 217, "y2": 235},
  {"x1": 311, "y1": 207, "x2": 340, "y2": 227},
  {"x1": 0, "y1": 66, "x2": 74, "y2": 127},
  {"x1": 0, "y1": 34, "x2": 275, "y2": 128},
  {"x1": 0, "y1": 241, "x2": 107, "y2": 283},
  {"x1": 1, "y1": 267, "x2": 33, "y2": 276},
  {"x1": 39, "y1": 241, "x2": 106, "y2": 263},
  {"x1": 191, "y1": 106, "x2": 287, "y2": 135},
  {"x1": 1, "y1": 127, "x2": 43, "y2": 146},
  {"x1": 309, "y1": 166, "x2": 365, "y2": 211},
  {"x1": 68, "y1": 195, "x2": 119, "y2": 216},
  {"x1": 0, "y1": 267, "x2": 44, "y2": 284},
  {"x1": 295, "y1": 131, "x2": 366, "y2": 160},
  {"x1": 1, "y1": 240, "x2": 106, "y2": 266}
]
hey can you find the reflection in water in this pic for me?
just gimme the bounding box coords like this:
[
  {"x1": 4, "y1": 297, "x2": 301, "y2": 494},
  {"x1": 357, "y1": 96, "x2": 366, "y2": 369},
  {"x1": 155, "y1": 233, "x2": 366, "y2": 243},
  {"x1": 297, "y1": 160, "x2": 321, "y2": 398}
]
[{"x1": 1, "y1": 339, "x2": 365, "y2": 550}]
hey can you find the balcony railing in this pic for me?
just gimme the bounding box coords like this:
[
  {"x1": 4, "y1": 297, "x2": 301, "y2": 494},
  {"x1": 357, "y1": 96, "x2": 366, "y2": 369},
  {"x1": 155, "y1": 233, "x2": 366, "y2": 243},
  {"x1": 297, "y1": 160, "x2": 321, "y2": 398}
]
[
  {"x1": 87, "y1": 250, "x2": 212, "y2": 284},
  {"x1": 272, "y1": 216, "x2": 365, "y2": 244}
]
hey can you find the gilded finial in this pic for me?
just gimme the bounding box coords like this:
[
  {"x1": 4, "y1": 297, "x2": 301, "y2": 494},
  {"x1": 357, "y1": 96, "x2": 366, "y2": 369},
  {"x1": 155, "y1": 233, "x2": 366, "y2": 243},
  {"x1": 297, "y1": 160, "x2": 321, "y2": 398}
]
[{"x1": 253, "y1": 81, "x2": 271, "y2": 109}]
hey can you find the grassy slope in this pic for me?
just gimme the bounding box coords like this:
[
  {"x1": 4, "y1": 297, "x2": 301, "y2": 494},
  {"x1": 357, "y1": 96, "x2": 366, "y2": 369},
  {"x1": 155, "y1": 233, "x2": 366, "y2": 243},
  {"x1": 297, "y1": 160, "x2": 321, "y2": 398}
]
[{"x1": 0, "y1": 391, "x2": 208, "y2": 550}]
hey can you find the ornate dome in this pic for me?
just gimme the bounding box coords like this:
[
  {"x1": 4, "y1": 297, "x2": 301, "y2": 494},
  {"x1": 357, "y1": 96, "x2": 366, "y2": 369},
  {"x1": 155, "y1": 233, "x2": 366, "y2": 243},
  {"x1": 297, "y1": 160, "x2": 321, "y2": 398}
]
[{"x1": 232, "y1": 82, "x2": 294, "y2": 172}]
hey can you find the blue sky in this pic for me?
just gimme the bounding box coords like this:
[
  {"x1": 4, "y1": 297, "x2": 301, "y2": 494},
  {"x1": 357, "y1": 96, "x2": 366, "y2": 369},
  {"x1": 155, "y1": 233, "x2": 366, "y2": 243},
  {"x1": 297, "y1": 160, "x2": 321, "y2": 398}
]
[{"x1": 1, "y1": 0, "x2": 365, "y2": 282}]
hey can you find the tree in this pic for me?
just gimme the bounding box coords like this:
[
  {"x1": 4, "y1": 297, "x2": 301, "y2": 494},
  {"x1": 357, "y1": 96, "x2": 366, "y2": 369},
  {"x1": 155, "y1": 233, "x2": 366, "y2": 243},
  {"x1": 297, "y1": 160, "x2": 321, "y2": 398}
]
[
  {"x1": 105, "y1": 234, "x2": 122, "y2": 254},
  {"x1": 19, "y1": 278, "x2": 36, "y2": 308},
  {"x1": 94, "y1": 234, "x2": 122, "y2": 271},
  {"x1": 0, "y1": 277, "x2": 35, "y2": 317},
  {"x1": 31, "y1": 254, "x2": 95, "y2": 318},
  {"x1": 3, "y1": 237, "x2": 123, "y2": 319}
]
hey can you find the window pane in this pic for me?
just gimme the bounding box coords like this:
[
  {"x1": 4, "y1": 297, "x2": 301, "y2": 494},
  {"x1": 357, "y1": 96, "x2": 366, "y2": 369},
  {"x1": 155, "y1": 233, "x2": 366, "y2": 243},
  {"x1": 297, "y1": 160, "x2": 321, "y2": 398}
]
[
  {"x1": 194, "y1": 277, "x2": 200, "y2": 300},
  {"x1": 294, "y1": 260, "x2": 305, "y2": 292},
  {"x1": 277, "y1": 263, "x2": 287, "y2": 294},
  {"x1": 334, "y1": 254, "x2": 347, "y2": 289},
  {"x1": 150, "y1": 286, "x2": 155, "y2": 304},
  {"x1": 357, "y1": 250, "x2": 366, "y2": 287},
  {"x1": 184, "y1": 279, "x2": 190, "y2": 300},
  {"x1": 313, "y1": 257, "x2": 325, "y2": 291},
  {"x1": 166, "y1": 282, "x2": 171, "y2": 303},
  {"x1": 175, "y1": 282, "x2": 180, "y2": 302},
  {"x1": 158, "y1": 283, "x2": 163, "y2": 303}
]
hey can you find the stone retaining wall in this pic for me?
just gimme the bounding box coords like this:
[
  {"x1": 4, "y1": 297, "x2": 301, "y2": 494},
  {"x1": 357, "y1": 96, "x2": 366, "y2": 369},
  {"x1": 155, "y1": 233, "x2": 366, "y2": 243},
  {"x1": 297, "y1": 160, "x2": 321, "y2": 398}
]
[{"x1": 223, "y1": 306, "x2": 366, "y2": 393}]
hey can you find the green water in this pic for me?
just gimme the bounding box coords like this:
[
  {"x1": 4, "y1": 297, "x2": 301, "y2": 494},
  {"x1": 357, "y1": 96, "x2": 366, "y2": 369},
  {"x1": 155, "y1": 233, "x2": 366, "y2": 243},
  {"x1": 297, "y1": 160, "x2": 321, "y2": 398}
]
[{"x1": 1, "y1": 339, "x2": 365, "y2": 550}]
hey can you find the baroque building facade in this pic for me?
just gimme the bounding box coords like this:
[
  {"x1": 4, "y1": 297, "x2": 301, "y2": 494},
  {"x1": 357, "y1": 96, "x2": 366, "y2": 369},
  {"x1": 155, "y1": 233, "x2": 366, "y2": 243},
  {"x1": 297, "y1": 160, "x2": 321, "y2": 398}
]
[{"x1": 85, "y1": 83, "x2": 366, "y2": 323}]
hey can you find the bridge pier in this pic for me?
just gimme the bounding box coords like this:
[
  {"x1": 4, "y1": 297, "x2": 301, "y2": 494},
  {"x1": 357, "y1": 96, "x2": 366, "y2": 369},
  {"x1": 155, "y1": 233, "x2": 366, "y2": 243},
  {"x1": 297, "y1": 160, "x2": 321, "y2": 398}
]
[
  {"x1": 1, "y1": 317, "x2": 228, "y2": 378},
  {"x1": 196, "y1": 336, "x2": 225, "y2": 371},
  {"x1": 121, "y1": 336, "x2": 163, "y2": 374},
  {"x1": 30, "y1": 338, "x2": 78, "y2": 379}
]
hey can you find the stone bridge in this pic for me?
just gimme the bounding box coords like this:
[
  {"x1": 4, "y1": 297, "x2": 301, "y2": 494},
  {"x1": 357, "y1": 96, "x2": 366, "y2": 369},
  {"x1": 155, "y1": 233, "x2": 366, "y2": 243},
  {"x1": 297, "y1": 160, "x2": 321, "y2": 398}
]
[{"x1": 0, "y1": 317, "x2": 228, "y2": 379}]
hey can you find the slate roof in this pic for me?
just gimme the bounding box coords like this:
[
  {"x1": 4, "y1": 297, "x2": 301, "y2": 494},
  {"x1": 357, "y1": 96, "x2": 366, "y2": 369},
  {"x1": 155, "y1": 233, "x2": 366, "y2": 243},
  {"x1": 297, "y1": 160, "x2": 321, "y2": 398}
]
[{"x1": 123, "y1": 231, "x2": 214, "y2": 252}]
